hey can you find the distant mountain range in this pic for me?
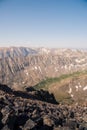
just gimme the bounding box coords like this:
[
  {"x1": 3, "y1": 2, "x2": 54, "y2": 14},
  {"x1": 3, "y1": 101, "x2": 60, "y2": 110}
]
[
  {"x1": 0, "y1": 47, "x2": 87, "y2": 104},
  {"x1": 0, "y1": 47, "x2": 87, "y2": 87}
]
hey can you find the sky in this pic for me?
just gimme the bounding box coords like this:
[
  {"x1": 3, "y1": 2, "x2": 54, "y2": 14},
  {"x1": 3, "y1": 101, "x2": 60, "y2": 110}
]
[{"x1": 0, "y1": 0, "x2": 87, "y2": 48}]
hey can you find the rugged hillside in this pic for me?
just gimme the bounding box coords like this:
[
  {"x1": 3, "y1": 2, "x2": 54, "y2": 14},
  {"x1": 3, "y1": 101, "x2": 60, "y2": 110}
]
[
  {"x1": 34, "y1": 71, "x2": 87, "y2": 104},
  {"x1": 0, "y1": 47, "x2": 87, "y2": 90},
  {"x1": 0, "y1": 47, "x2": 87, "y2": 129},
  {"x1": 0, "y1": 84, "x2": 87, "y2": 130}
]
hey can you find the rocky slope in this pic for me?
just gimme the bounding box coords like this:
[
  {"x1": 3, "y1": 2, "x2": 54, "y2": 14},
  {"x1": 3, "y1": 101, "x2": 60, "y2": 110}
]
[
  {"x1": 0, "y1": 84, "x2": 87, "y2": 130},
  {"x1": 0, "y1": 47, "x2": 87, "y2": 90}
]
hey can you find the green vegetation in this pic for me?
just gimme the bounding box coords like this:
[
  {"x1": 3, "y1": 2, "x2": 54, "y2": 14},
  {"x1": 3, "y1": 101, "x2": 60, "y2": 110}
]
[
  {"x1": 33, "y1": 70, "x2": 87, "y2": 90},
  {"x1": 33, "y1": 70, "x2": 87, "y2": 104}
]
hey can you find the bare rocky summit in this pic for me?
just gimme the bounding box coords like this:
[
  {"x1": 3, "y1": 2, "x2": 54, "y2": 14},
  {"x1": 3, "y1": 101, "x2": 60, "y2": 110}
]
[{"x1": 0, "y1": 84, "x2": 87, "y2": 130}]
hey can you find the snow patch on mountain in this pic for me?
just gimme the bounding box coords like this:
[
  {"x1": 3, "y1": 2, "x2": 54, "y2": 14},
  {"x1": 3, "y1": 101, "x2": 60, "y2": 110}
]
[{"x1": 83, "y1": 86, "x2": 87, "y2": 91}]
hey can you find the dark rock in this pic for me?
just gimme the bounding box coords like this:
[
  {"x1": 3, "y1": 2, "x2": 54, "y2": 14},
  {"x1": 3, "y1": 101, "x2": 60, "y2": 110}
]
[
  {"x1": 15, "y1": 114, "x2": 29, "y2": 126},
  {"x1": 0, "y1": 83, "x2": 87, "y2": 130},
  {"x1": 69, "y1": 111, "x2": 74, "y2": 118},
  {"x1": 0, "y1": 84, "x2": 12, "y2": 94},
  {"x1": 35, "y1": 89, "x2": 58, "y2": 104},
  {"x1": 26, "y1": 87, "x2": 36, "y2": 92}
]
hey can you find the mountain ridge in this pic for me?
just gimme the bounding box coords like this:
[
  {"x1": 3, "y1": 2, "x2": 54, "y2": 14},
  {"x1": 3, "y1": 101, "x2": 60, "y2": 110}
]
[{"x1": 1, "y1": 47, "x2": 87, "y2": 90}]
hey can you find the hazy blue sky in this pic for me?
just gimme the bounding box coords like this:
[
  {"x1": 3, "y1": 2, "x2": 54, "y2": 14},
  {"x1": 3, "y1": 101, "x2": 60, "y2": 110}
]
[{"x1": 0, "y1": 0, "x2": 87, "y2": 48}]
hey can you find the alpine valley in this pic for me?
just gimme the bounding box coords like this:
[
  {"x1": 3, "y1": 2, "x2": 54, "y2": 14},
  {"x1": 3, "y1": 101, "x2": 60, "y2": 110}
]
[{"x1": 0, "y1": 47, "x2": 87, "y2": 104}]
